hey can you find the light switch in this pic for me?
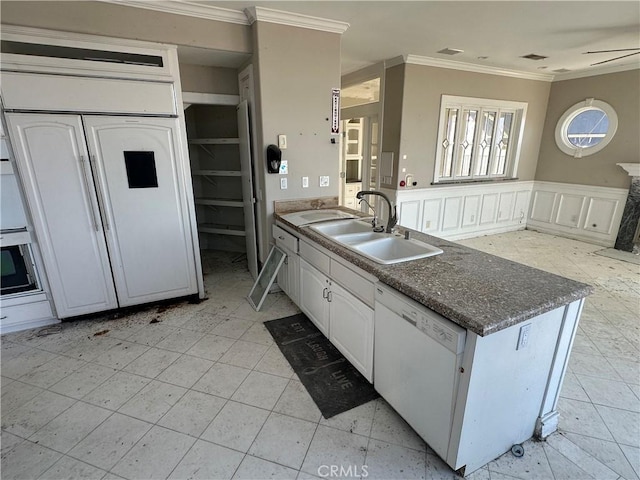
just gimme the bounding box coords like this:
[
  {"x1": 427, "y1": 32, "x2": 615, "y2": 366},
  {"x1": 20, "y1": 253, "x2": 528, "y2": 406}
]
[
  {"x1": 280, "y1": 177, "x2": 287, "y2": 190},
  {"x1": 302, "y1": 176, "x2": 309, "y2": 188},
  {"x1": 278, "y1": 134, "x2": 287, "y2": 149}
]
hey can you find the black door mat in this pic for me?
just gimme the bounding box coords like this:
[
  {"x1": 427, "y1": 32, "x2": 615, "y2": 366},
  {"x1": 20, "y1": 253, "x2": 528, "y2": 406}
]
[{"x1": 264, "y1": 313, "x2": 379, "y2": 419}]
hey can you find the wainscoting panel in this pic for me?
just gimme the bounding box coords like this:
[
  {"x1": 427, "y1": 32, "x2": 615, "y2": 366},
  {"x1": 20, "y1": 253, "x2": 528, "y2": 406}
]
[
  {"x1": 394, "y1": 181, "x2": 533, "y2": 240},
  {"x1": 390, "y1": 181, "x2": 627, "y2": 246},
  {"x1": 530, "y1": 190, "x2": 556, "y2": 223},
  {"x1": 527, "y1": 182, "x2": 628, "y2": 247}
]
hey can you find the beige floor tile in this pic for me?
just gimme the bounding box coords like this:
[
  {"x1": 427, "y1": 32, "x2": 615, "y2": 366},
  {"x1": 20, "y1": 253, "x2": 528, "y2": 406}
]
[
  {"x1": 231, "y1": 370, "x2": 289, "y2": 410},
  {"x1": 67, "y1": 413, "x2": 152, "y2": 471},
  {"x1": 249, "y1": 412, "x2": 317, "y2": 469},
  {"x1": 219, "y1": 339, "x2": 269, "y2": 369},
  {"x1": 1, "y1": 390, "x2": 76, "y2": 438},
  {"x1": 201, "y1": 400, "x2": 270, "y2": 453},
  {"x1": 111, "y1": 425, "x2": 195, "y2": 480},
  {"x1": 233, "y1": 455, "x2": 299, "y2": 480},
  {"x1": 158, "y1": 390, "x2": 226, "y2": 437},
  {"x1": 186, "y1": 333, "x2": 236, "y2": 361},
  {"x1": 28, "y1": 401, "x2": 112, "y2": 453},
  {"x1": 319, "y1": 399, "x2": 377, "y2": 437},
  {"x1": 81, "y1": 371, "x2": 150, "y2": 410},
  {"x1": 168, "y1": 439, "x2": 244, "y2": 480},
  {"x1": 38, "y1": 455, "x2": 108, "y2": 480},
  {"x1": 192, "y1": 362, "x2": 251, "y2": 398},
  {"x1": 121, "y1": 347, "x2": 181, "y2": 378},
  {"x1": 364, "y1": 438, "x2": 426, "y2": 480},
  {"x1": 577, "y1": 375, "x2": 640, "y2": 412},
  {"x1": 1, "y1": 440, "x2": 62, "y2": 480},
  {"x1": 300, "y1": 425, "x2": 368, "y2": 477},
  {"x1": 596, "y1": 405, "x2": 640, "y2": 447},
  {"x1": 561, "y1": 432, "x2": 638, "y2": 480},
  {"x1": 156, "y1": 353, "x2": 214, "y2": 388},
  {"x1": 117, "y1": 380, "x2": 186, "y2": 423},
  {"x1": 274, "y1": 379, "x2": 322, "y2": 423},
  {"x1": 370, "y1": 399, "x2": 427, "y2": 452},
  {"x1": 557, "y1": 397, "x2": 615, "y2": 441},
  {"x1": 49, "y1": 363, "x2": 117, "y2": 399}
]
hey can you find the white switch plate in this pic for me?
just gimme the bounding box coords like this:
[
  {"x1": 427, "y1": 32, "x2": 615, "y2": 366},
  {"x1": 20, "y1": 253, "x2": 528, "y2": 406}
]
[
  {"x1": 302, "y1": 176, "x2": 309, "y2": 188},
  {"x1": 280, "y1": 177, "x2": 287, "y2": 190},
  {"x1": 319, "y1": 176, "x2": 330, "y2": 187},
  {"x1": 278, "y1": 134, "x2": 287, "y2": 149}
]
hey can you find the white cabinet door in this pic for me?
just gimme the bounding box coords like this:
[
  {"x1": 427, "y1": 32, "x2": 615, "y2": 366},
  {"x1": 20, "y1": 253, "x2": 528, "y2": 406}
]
[
  {"x1": 299, "y1": 258, "x2": 330, "y2": 336},
  {"x1": 6, "y1": 113, "x2": 118, "y2": 317},
  {"x1": 83, "y1": 116, "x2": 198, "y2": 306},
  {"x1": 277, "y1": 247, "x2": 300, "y2": 306},
  {"x1": 329, "y1": 282, "x2": 374, "y2": 381}
]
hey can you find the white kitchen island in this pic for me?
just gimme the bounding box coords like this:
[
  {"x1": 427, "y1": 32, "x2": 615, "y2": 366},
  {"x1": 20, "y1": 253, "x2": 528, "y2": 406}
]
[{"x1": 273, "y1": 201, "x2": 591, "y2": 476}]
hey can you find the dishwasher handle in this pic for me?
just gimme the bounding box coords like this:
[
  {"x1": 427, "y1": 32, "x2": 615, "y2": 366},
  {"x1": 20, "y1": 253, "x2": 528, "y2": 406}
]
[{"x1": 402, "y1": 312, "x2": 417, "y2": 326}]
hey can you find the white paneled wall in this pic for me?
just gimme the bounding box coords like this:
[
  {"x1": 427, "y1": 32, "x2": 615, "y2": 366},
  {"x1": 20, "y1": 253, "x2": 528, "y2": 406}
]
[
  {"x1": 392, "y1": 180, "x2": 627, "y2": 246},
  {"x1": 394, "y1": 182, "x2": 533, "y2": 241},
  {"x1": 528, "y1": 181, "x2": 627, "y2": 247}
]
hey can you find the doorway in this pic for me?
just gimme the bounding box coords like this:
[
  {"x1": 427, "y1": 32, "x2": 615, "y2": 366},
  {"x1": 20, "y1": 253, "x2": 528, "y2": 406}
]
[{"x1": 340, "y1": 114, "x2": 379, "y2": 215}]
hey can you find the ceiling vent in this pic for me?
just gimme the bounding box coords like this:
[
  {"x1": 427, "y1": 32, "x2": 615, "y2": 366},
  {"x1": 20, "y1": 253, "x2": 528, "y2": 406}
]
[
  {"x1": 521, "y1": 53, "x2": 548, "y2": 61},
  {"x1": 552, "y1": 68, "x2": 572, "y2": 73},
  {"x1": 437, "y1": 48, "x2": 464, "y2": 55}
]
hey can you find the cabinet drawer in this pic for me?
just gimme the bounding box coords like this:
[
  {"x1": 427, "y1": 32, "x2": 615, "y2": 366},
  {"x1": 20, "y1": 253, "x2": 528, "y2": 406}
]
[
  {"x1": 331, "y1": 260, "x2": 375, "y2": 308},
  {"x1": 0, "y1": 300, "x2": 54, "y2": 331},
  {"x1": 273, "y1": 225, "x2": 298, "y2": 253},
  {"x1": 345, "y1": 183, "x2": 361, "y2": 196},
  {"x1": 299, "y1": 240, "x2": 330, "y2": 276}
]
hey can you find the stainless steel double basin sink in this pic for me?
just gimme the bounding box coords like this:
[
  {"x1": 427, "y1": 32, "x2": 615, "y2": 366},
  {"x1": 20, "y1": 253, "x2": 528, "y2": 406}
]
[{"x1": 309, "y1": 219, "x2": 443, "y2": 265}]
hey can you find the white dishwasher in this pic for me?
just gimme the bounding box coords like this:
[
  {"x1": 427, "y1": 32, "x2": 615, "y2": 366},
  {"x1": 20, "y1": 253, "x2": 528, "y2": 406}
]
[{"x1": 374, "y1": 283, "x2": 466, "y2": 460}]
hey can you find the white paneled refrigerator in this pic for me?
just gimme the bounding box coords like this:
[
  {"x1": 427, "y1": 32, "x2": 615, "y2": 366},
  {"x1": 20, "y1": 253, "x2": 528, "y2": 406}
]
[{"x1": 7, "y1": 113, "x2": 199, "y2": 318}]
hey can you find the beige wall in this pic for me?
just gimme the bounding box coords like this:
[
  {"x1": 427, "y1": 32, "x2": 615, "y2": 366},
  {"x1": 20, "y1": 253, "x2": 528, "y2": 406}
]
[
  {"x1": 179, "y1": 64, "x2": 239, "y2": 95},
  {"x1": 535, "y1": 69, "x2": 639, "y2": 189},
  {"x1": 380, "y1": 64, "x2": 405, "y2": 185},
  {"x1": 387, "y1": 63, "x2": 551, "y2": 187},
  {"x1": 252, "y1": 21, "x2": 341, "y2": 259},
  {"x1": 0, "y1": 1, "x2": 251, "y2": 53}
]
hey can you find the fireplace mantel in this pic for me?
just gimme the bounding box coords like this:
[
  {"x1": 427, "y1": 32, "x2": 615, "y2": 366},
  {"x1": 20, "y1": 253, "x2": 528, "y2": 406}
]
[{"x1": 618, "y1": 163, "x2": 640, "y2": 177}]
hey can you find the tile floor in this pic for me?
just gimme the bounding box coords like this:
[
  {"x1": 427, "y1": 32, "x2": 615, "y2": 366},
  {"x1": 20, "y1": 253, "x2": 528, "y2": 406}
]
[{"x1": 1, "y1": 230, "x2": 638, "y2": 480}]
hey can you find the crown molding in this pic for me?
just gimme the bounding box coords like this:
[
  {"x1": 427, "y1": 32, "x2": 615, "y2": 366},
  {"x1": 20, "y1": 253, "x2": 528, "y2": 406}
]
[
  {"x1": 552, "y1": 62, "x2": 640, "y2": 82},
  {"x1": 403, "y1": 54, "x2": 555, "y2": 82},
  {"x1": 384, "y1": 56, "x2": 405, "y2": 70},
  {"x1": 96, "y1": 0, "x2": 249, "y2": 25},
  {"x1": 245, "y1": 6, "x2": 349, "y2": 34}
]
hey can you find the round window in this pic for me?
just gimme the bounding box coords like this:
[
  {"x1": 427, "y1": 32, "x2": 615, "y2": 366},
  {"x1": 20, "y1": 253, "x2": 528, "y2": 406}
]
[{"x1": 555, "y1": 99, "x2": 618, "y2": 157}]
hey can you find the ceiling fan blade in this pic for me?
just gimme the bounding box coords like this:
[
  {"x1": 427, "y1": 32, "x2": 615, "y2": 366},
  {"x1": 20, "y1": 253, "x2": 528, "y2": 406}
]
[
  {"x1": 585, "y1": 48, "x2": 640, "y2": 54},
  {"x1": 590, "y1": 51, "x2": 640, "y2": 66}
]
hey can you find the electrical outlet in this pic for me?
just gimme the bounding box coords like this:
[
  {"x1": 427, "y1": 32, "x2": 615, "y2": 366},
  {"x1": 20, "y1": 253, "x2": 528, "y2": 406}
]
[
  {"x1": 302, "y1": 176, "x2": 309, "y2": 188},
  {"x1": 319, "y1": 176, "x2": 330, "y2": 187},
  {"x1": 425, "y1": 220, "x2": 431, "y2": 229},
  {"x1": 517, "y1": 323, "x2": 531, "y2": 350},
  {"x1": 280, "y1": 177, "x2": 287, "y2": 190}
]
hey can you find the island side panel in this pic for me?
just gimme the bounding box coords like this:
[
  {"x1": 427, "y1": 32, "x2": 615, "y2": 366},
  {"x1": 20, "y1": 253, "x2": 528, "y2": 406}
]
[{"x1": 447, "y1": 306, "x2": 566, "y2": 474}]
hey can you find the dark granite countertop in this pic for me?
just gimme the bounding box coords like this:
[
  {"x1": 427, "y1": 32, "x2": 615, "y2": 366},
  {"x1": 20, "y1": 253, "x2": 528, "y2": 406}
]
[{"x1": 274, "y1": 209, "x2": 593, "y2": 337}]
